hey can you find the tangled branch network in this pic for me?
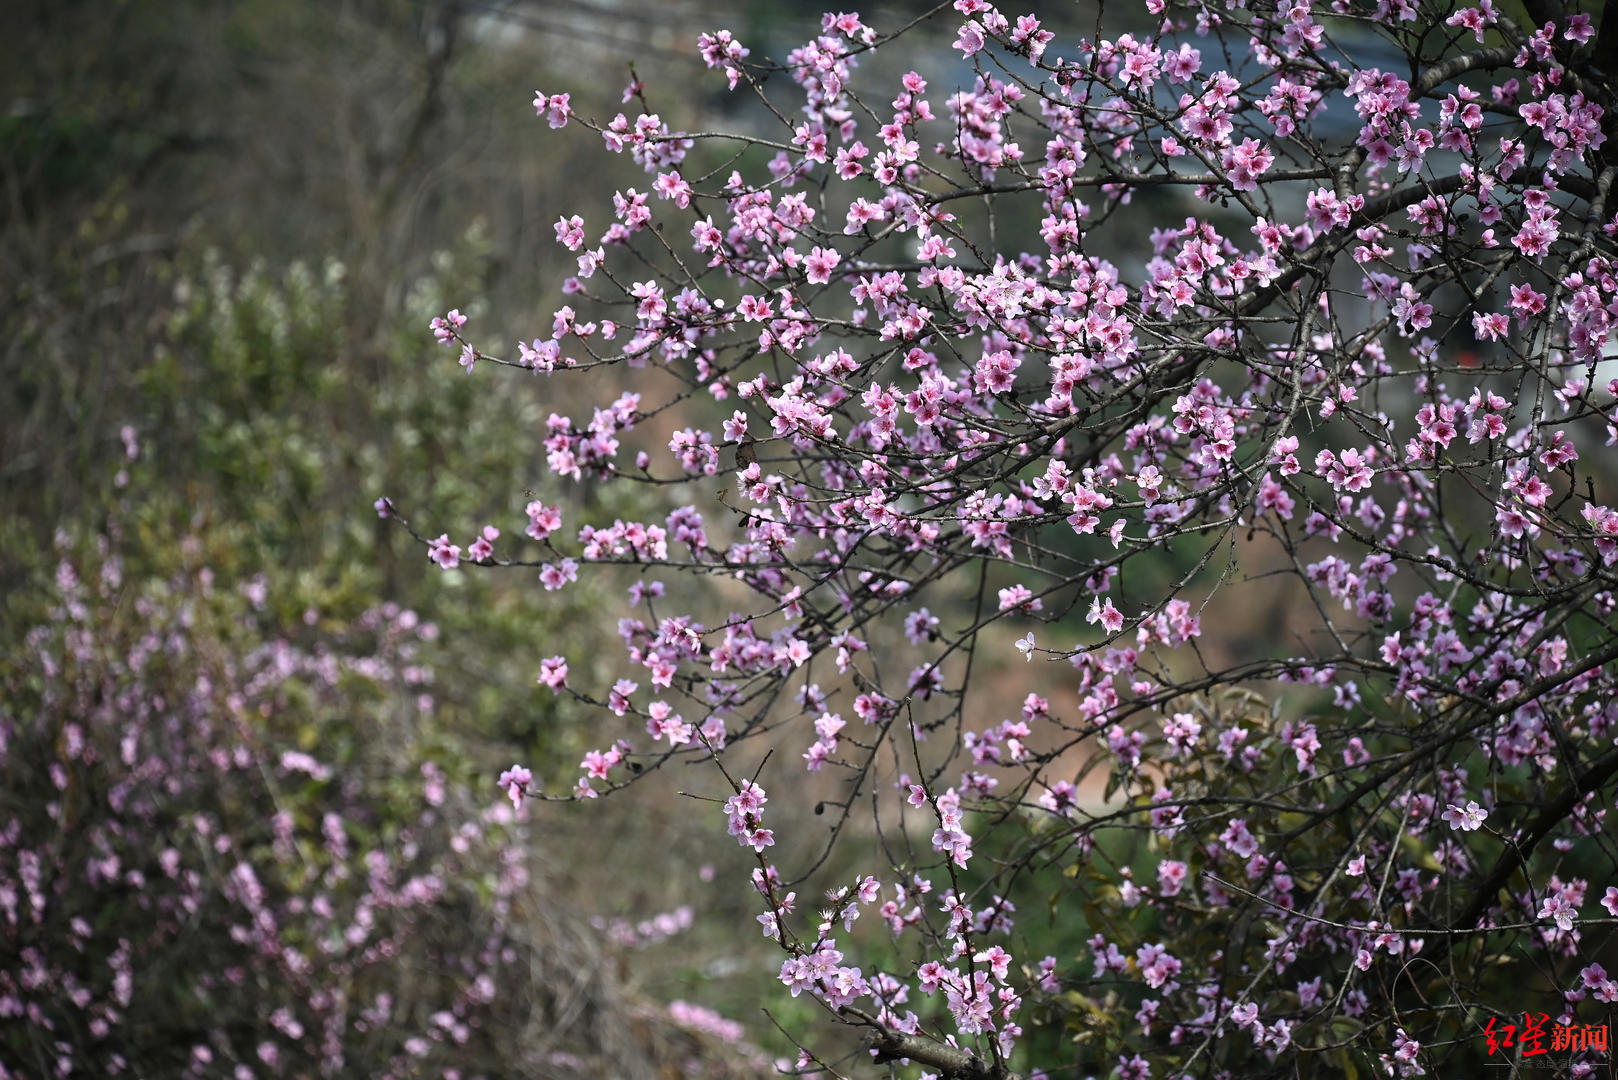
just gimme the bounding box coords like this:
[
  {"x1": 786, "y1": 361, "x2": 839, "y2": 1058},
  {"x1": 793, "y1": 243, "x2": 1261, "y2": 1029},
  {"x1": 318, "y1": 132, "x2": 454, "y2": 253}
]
[{"x1": 393, "y1": 2, "x2": 1618, "y2": 1076}]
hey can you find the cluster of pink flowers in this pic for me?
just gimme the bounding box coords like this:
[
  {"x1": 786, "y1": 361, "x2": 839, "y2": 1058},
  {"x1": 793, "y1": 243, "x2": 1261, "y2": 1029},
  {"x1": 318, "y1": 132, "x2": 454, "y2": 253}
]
[
  {"x1": 428, "y1": 308, "x2": 465, "y2": 345},
  {"x1": 498, "y1": 764, "x2": 533, "y2": 809},
  {"x1": 722, "y1": 781, "x2": 774, "y2": 853},
  {"x1": 395, "y1": 0, "x2": 1618, "y2": 1075},
  {"x1": 593, "y1": 905, "x2": 694, "y2": 949},
  {"x1": 5, "y1": 538, "x2": 538, "y2": 1076}
]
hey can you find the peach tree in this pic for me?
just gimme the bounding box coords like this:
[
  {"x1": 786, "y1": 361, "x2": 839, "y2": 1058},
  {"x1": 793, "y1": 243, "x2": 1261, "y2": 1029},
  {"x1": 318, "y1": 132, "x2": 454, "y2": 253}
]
[{"x1": 396, "y1": 1, "x2": 1618, "y2": 1076}]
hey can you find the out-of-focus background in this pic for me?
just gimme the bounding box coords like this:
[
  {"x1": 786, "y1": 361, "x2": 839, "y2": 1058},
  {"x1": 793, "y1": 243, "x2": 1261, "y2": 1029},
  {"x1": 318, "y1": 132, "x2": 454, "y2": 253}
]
[{"x1": 0, "y1": 2, "x2": 1181, "y2": 1076}]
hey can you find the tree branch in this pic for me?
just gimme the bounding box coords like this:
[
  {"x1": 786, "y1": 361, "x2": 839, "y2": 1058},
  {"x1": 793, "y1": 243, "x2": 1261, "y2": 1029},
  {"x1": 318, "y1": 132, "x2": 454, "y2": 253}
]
[
  {"x1": 1441, "y1": 743, "x2": 1618, "y2": 950},
  {"x1": 842, "y1": 1008, "x2": 1022, "y2": 1080}
]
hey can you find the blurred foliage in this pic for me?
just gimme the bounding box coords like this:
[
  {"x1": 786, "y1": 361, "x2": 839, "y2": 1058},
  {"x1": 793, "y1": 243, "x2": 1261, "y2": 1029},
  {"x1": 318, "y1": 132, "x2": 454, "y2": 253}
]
[
  {"x1": 0, "y1": 519, "x2": 532, "y2": 1075},
  {"x1": 0, "y1": 497, "x2": 775, "y2": 1078},
  {"x1": 0, "y1": 0, "x2": 613, "y2": 545},
  {"x1": 4, "y1": 224, "x2": 608, "y2": 761}
]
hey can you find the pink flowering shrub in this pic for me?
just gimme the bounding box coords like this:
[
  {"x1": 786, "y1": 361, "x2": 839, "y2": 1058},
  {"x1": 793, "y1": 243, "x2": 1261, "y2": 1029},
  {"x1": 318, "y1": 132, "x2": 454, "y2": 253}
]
[
  {"x1": 1, "y1": 522, "x2": 777, "y2": 1080},
  {"x1": 404, "y1": 2, "x2": 1618, "y2": 1077},
  {"x1": 0, "y1": 529, "x2": 541, "y2": 1077},
  {"x1": 0, "y1": 240, "x2": 781, "y2": 1078}
]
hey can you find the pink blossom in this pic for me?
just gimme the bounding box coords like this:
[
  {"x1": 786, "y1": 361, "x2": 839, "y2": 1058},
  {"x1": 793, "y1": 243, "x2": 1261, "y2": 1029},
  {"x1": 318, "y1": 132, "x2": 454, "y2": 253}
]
[
  {"x1": 953, "y1": 19, "x2": 986, "y2": 57},
  {"x1": 429, "y1": 308, "x2": 466, "y2": 345},
  {"x1": 538, "y1": 656, "x2": 568, "y2": 690},
  {"x1": 554, "y1": 214, "x2": 585, "y2": 250},
  {"x1": 1441, "y1": 801, "x2": 1487, "y2": 831},
  {"x1": 525, "y1": 500, "x2": 562, "y2": 540},
  {"x1": 1014, "y1": 631, "x2": 1035, "y2": 661},
  {"x1": 539, "y1": 558, "x2": 579, "y2": 591},
  {"x1": 1221, "y1": 818, "x2": 1259, "y2": 858},
  {"x1": 498, "y1": 764, "x2": 533, "y2": 809},
  {"x1": 1087, "y1": 597, "x2": 1124, "y2": 634},
  {"x1": 428, "y1": 534, "x2": 461, "y2": 570},
  {"x1": 1538, "y1": 894, "x2": 1576, "y2": 932},
  {"x1": 533, "y1": 91, "x2": 572, "y2": 128},
  {"x1": 804, "y1": 246, "x2": 841, "y2": 285}
]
